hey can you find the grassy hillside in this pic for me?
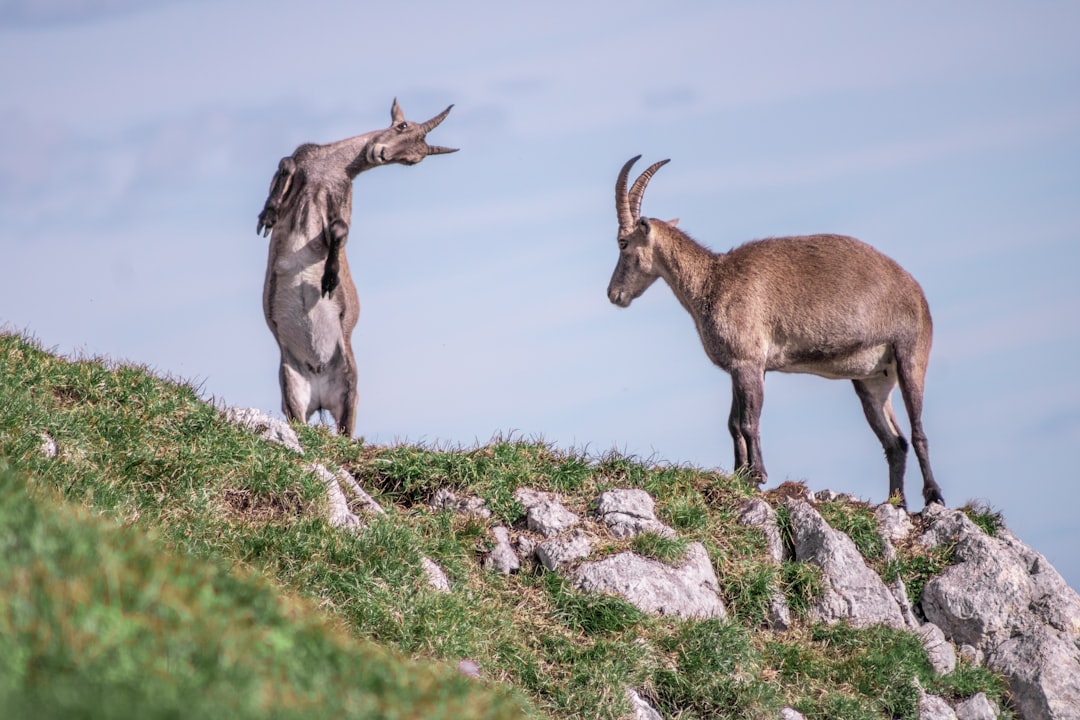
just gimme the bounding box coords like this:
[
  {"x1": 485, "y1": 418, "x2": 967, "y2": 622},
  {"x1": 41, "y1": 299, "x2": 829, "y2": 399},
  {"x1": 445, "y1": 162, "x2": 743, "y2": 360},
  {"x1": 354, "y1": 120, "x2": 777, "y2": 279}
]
[{"x1": 0, "y1": 332, "x2": 1010, "y2": 719}]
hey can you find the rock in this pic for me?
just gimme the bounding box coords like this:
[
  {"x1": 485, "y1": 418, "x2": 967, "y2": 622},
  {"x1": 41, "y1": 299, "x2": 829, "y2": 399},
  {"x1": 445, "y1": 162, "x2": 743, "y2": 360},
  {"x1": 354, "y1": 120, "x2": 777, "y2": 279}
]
[
  {"x1": 627, "y1": 689, "x2": 663, "y2": 720},
  {"x1": 890, "y1": 577, "x2": 922, "y2": 629},
  {"x1": 482, "y1": 526, "x2": 520, "y2": 574},
  {"x1": 536, "y1": 530, "x2": 592, "y2": 572},
  {"x1": 767, "y1": 593, "x2": 792, "y2": 631},
  {"x1": 917, "y1": 622, "x2": 957, "y2": 675},
  {"x1": 574, "y1": 542, "x2": 726, "y2": 620},
  {"x1": 958, "y1": 644, "x2": 983, "y2": 666},
  {"x1": 307, "y1": 463, "x2": 364, "y2": 531},
  {"x1": 595, "y1": 489, "x2": 675, "y2": 539},
  {"x1": 421, "y1": 557, "x2": 451, "y2": 593},
  {"x1": 738, "y1": 497, "x2": 787, "y2": 563},
  {"x1": 526, "y1": 500, "x2": 580, "y2": 538},
  {"x1": 223, "y1": 406, "x2": 304, "y2": 454},
  {"x1": 780, "y1": 709, "x2": 807, "y2": 720},
  {"x1": 430, "y1": 488, "x2": 491, "y2": 519},
  {"x1": 918, "y1": 693, "x2": 958, "y2": 720},
  {"x1": 920, "y1": 505, "x2": 1080, "y2": 719},
  {"x1": 785, "y1": 499, "x2": 905, "y2": 628},
  {"x1": 875, "y1": 502, "x2": 914, "y2": 561},
  {"x1": 955, "y1": 693, "x2": 998, "y2": 720},
  {"x1": 514, "y1": 487, "x2": 560, "y2": 510},
  {"x1": 40, "y1": 431, "x2": 58, "y2": 458}
]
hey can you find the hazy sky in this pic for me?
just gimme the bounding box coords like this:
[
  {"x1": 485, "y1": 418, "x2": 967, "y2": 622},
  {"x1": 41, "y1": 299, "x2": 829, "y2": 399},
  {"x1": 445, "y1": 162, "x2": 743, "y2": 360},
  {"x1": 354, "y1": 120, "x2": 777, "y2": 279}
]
[{"x1": 3, "y1": 1, "x2": 1078, "y2": 589}]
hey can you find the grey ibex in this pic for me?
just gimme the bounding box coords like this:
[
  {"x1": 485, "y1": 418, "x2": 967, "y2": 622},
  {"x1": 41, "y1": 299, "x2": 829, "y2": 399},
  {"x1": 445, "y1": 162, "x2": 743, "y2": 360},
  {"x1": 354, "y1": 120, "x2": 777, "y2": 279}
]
[
  {"x1": 607, "y1": 156, "x2": 943, "y2": 507},
  {"x1": 257, "y1": 98, "x2": 456, "y2": 436}
]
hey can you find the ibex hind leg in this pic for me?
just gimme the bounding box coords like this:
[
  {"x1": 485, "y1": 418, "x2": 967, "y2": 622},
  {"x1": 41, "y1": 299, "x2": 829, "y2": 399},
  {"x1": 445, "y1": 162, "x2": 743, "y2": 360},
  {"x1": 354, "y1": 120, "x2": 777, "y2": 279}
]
[
  {"x1": 279, "y1": 359, "x2": 314, "y2": 425},
  {"x1": 853, "y1": 373, "x2": 910, "y2": 507},
  {"x1": 894, "y1": 348, "x2": 944, "y2": 506}
]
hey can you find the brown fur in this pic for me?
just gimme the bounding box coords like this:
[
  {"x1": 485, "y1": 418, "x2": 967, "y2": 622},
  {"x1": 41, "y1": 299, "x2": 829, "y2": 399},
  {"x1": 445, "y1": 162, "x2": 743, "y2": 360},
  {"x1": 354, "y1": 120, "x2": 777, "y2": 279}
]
[
  {"x1": 257, "y1": 99, "x2": 456, "y2": 436},
  {"x1": 608, "y1": 156, "x2": 942, "y2": 507}
]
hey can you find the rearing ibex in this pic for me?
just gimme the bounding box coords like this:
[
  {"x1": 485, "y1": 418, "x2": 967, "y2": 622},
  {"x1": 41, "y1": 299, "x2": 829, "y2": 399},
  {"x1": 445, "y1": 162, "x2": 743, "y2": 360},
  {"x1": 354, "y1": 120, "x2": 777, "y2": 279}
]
[
  {"x1": 607, "y1": 156, "x2": 943, "y2": 507},
  {"x1": 257, "y1": 98, "x2": 456, "y2": 436}
]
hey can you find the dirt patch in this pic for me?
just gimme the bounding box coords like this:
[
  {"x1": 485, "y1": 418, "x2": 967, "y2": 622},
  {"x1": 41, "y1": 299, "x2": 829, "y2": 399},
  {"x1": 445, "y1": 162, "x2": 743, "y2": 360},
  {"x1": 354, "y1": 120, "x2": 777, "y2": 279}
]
[{"x1": 221, "y1": 486, "x2": 308, "y2": 524}]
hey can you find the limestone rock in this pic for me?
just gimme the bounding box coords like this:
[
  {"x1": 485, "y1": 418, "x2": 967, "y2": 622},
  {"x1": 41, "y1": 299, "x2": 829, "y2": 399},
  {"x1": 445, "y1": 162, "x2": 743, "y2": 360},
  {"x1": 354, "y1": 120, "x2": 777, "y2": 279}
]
[
  {"x1": 430, "y1": 488, "x2": 491, "y2": 519},
  {"x1": 919, "y1": 505, "x2": 1080, "y2": 719},
  {"x1": 536, "y1": 530, "x2": 592, "y2": 572},
  {"x1": 785, "y1": 499, "x2": 905, "y2": 628},
  {"x1": 223, "y1": 406, "x2": 304, "y2": 454},
  {"x1": 421, "y1": 557, "x2": 451, "y2": 594},
  {"x1": 626, "y1": 689, "x2": 663, "y2": 720},
  {"x1": 917, "y1": 622, "x2": 957, "y2": 676},
  {"x1": 738, "y1": 497, "x2": 787, "y2": 563},
  {"x1": 574, "y1": 542, "x2": 726, "y2": 620},
  {"x1": 955, "y1": 693, "x2": 998, "y2": 720},
  {"x1": 482, "y1": 526, "x2": 520, "y2": 574},
  {"x1": 596, "y1": 489, "x2": 675, "y2": 539}
]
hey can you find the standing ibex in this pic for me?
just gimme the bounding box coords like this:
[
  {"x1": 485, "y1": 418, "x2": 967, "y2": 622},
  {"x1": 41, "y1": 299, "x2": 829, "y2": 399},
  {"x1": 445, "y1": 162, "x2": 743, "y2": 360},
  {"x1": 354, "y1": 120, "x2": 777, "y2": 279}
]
[
  {"x1": 257, "y1": 99, "x2": 456, "y2": 436},
  {"x1": 608, "y1": 156, "x2": 944, "y2": 507}
]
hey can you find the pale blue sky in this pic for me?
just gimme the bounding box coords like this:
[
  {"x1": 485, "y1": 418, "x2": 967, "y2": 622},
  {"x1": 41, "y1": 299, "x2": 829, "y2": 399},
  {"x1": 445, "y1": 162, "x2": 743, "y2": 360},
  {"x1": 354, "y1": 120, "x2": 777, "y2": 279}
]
[{"x1": 2, "y1": 1, "x2": 1078, "y2": 588}]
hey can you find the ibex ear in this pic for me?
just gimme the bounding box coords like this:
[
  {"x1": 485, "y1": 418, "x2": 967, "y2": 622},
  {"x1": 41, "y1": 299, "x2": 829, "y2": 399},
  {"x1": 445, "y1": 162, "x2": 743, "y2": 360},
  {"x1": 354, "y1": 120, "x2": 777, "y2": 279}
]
[
  {"x1": 667, "y1": 217, "x2": 680, "y2": 227},
  {"x1": 391, "y1": 98, "x2": 404, "y2": 125}
]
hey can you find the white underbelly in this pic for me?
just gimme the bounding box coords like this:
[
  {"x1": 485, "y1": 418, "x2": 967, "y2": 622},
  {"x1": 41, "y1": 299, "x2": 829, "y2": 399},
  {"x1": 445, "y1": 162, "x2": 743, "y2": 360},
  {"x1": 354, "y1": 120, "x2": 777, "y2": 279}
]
[{"x1": 271, "y1": 269, "x2": 344, "y2": 369}]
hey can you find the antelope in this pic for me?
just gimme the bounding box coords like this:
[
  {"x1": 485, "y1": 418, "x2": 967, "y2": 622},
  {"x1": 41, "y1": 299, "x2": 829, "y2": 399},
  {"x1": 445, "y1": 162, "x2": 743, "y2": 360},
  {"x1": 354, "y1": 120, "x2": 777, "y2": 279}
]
[
  {"x1": 256, "y1": 98, "x2": 456, "y2": 436},
  {"x1": 607, "y1": 156, "x2": 943, "y2": 507}
]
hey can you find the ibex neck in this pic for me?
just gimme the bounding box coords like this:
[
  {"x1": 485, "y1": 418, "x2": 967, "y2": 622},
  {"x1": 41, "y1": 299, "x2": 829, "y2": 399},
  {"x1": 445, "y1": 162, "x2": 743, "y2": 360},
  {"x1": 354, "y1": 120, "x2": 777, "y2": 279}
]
[
  {"x1": 655, "y1": 229, "x2": 718, "y2": 315},
  {"x1": 317, "y1": 131, "x2": 381, "y2": 179}
]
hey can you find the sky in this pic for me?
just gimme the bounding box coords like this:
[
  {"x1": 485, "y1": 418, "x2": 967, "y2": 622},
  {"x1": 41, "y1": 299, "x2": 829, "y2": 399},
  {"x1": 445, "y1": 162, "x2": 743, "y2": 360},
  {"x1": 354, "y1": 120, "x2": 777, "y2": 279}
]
[{"x1": 2, "y1": 1, "x2": 1078, "y2": 589}]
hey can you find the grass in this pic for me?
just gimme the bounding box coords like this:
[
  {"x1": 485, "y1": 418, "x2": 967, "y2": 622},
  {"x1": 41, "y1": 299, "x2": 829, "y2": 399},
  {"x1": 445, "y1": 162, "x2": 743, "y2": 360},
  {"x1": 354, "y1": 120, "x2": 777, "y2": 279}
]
[{"x1": 0, "y1": 331, "x2": 1015, "y2": 718}]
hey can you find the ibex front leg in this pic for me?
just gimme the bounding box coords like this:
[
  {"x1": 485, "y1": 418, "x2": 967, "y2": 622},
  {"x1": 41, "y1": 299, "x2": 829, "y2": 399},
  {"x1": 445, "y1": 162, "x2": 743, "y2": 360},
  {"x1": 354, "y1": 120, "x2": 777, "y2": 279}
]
[
  {"x1": 729, "y1": 364, "x2": 767, "y2": 485},
  {"x1": 321, "y1": 218, "x2": 348, "y2": 298},
  {"x1": 257, "y1": 157, "x2": 298, "y2": 237}
]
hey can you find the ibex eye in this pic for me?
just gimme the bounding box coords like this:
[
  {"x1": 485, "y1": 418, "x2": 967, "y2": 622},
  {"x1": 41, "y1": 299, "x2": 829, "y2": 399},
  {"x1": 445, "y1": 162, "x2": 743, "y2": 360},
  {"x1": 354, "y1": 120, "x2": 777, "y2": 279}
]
[
  {"x1": 618, "y1": 240, "x2": 628, "y2": 250},
  {"x1": 397, "y1": 122, "x2": 408, "y2": 131}
]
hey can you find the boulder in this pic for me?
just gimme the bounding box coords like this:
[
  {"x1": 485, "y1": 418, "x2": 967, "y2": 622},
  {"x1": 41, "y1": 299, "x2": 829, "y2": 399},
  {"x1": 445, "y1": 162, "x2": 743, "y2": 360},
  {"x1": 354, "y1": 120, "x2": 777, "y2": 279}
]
[
  {"x1": 785, "y1": 499, "x2": 905, "y2": 628},
  {"x1": 919, "y1": 505, "x2": 1080, "y2": 719},
  {"x1": 574, "y1": 542, "x2": 726, "y2": 620},
  {"x1": 595, "y1": 489, "x2": 675, "y2": 538}
]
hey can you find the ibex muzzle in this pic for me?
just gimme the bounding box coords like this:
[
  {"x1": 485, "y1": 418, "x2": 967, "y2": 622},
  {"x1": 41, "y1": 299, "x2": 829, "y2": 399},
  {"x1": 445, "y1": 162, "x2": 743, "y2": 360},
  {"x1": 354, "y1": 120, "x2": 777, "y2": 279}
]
[
  {"x1": 257, "y1": 99, "x2": 457, "y2": 437},
  {"x1": 608, "y1": 155, "x2": 944, "y2": 508}
]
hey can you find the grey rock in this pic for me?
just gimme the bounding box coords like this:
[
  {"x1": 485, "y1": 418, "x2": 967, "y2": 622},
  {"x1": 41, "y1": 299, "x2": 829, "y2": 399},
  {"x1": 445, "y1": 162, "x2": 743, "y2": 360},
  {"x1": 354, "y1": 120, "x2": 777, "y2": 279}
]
[
  {"x1": 785, "y1": 499, "x2": 905, "y2": 628},
  {"x1": 918, "y1": 622, "x2": 957, "y2": 675},
  {"x1": 738, "y1": 497, "x2": 787, "y2": 563},
  {"x1": 307, "y1": 463, "x2": 364, "y2": 531},
  {"x1": 223, "y1": 406, "x2": 304, "y2": 454},
  {"x1": 627, "y1": 689, "x2": 663, "y2": 720},
  {"x1": 955, "y1": 693, "x2": 998, "y2": 720},
  {"x1": 482, "y1": 526, "x2": 521, "y2": 574},
  {"x1": 958, "y1": 644, "x2": 983, "y2": 666},
  {"x1": 920, "y1": 506, "x2": 1080, "y2": 719},
  {"x1": 768, "y1": 593, "x2": 792, "y2": 631},
  {"x1": 780, "y1": 709, "x2": 807, "y2": 720},
  {"x1": 421, "y1": 556, "x2": 451, "y2": 594},
  {"x1": 890, "y1": 576, "x2": 922, "y2": 629},
  {"x1": 526, "y1": 499, "x2": 580, "y2": 538},
  {"x1": 919, "y1": 693, "x2": 958, "y2": 720},
  {"x1": 596, "y1": 489, "x2": 675, "y2": 539},
  {"x1": 875, "y1": 502, "x2": 914, "y2": 561},
  {"x1": 430, "y1": 488, "x2": 491, "y2": 519},
  {"x1": 574, "y1": 542, "x2": 726, "y2": 620},
  {"x1": 514, "y1": 487, "x2": 560, "y2": 510},
  {"x1": 536, "y1": 530, "x2": 592, "y2": 571},
  {"x1": 40, "y1": 431, "x2": 58, "y2": 458},
  {"x1": 516, "y1": 535, "x2": 539, "y2": 560}
]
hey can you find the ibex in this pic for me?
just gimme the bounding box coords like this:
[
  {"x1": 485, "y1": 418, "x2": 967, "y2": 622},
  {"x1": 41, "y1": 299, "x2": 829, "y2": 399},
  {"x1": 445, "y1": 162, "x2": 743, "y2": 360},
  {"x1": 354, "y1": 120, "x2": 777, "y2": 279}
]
[
  {"x1": 256, "y1": 98, "x2": 456, "y2": 436},
  {"x1": 608, "y1": 156, "x2": 944, "y2": 507}
]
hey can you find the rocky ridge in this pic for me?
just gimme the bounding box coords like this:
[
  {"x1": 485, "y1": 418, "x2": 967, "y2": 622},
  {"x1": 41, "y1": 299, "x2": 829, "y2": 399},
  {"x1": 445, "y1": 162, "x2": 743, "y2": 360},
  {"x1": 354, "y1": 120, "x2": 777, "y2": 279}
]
[{"x1": 224, "y1": 407, "x2": 1080, "y2": 720}]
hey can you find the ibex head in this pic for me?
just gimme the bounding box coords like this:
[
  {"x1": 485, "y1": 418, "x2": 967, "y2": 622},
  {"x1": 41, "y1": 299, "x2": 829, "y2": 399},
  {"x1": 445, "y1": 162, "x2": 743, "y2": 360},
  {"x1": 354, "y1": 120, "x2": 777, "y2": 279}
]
[
  {"x1": 360, "y1": 98, "x2": 458, "y2": 173},
  {"x1": 608, "y1": 155, "x2": 671, "y2": 307}
]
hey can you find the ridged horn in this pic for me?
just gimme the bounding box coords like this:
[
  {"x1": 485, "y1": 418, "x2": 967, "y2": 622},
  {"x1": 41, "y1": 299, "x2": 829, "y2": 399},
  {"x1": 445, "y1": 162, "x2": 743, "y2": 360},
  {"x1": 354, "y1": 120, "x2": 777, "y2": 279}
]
[
  {"x1": 424, "y1": 145, "x2": 459, "y2": 156},
  {"x1": 628, "y1": 158, "x2": 670, "y2": 222},
  {"x1": 420, "y1": 104, "x2": 454, "y2": 134},
  {"x1": 616, "y1": 155, "x2": 641, "y2": 232}
]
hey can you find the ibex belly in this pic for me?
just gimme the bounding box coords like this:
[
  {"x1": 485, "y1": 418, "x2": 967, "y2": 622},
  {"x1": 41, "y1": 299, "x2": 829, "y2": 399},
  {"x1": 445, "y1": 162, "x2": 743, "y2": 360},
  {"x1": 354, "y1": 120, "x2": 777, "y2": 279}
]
[
  {"x1": 775, "y1": 343, "x2": 895, "y2": 381},
  {"x1": 269, "y1": 262, "x2": 347, "y2": 372}
]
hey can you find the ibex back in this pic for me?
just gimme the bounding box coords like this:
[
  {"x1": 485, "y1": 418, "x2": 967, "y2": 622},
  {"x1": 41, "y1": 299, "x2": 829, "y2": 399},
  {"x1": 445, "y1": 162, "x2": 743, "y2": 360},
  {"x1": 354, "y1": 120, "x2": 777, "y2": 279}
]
[
  {"x1": 257, "y1": 99, "x2": 456, "y2": 436},
  {"x1": 607, "y1": 156, "x2": 943, "y2": 507}
]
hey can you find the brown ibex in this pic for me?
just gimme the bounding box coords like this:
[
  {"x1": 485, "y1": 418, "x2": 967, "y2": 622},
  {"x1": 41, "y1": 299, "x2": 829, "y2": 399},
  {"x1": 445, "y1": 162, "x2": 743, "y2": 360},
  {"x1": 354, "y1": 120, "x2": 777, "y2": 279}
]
[
  {"x1": 256, "y1": 99, "x2": 456, "y2": 436},
  {"x1": 607, "y1": 156, "x2": 943, "y2": 507}
]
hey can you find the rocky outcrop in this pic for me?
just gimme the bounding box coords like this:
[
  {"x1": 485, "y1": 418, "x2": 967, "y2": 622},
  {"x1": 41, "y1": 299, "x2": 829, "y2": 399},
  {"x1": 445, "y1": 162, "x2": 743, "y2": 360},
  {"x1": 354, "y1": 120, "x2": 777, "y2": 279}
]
[
  {"x1": 919, "y1": 505, "x2": 1080, "y2": 719},
  {"x1": 784, "y1": 499, "x2": 907, "y2": 629},
  {"x1": 574, "y1": 543, "x2": 727, "y2": 620}
]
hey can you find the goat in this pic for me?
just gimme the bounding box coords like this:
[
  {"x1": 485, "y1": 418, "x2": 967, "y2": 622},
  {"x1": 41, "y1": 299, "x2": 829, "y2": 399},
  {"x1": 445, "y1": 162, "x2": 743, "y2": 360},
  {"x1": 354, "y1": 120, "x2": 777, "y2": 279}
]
[
  {"x1": 256, "y1": 98, "x2": 456, "y2": 436},
  {"x1": 607, "y1": 156, "x2": 943, "y2": 507}
]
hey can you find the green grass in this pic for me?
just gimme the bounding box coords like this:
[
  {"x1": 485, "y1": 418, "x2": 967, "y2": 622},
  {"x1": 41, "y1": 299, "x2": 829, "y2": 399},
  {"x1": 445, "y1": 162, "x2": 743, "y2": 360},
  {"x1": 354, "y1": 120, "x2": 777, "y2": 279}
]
[{"x1": 0, "y1": 332, "x2": 1015, "y2": 718}]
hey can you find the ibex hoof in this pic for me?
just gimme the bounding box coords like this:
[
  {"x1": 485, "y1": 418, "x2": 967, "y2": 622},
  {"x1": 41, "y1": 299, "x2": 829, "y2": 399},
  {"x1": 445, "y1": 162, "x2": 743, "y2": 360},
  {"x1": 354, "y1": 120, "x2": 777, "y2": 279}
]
[{"x1": 321, "y1": 273, "x2": 339, "y2": 298}]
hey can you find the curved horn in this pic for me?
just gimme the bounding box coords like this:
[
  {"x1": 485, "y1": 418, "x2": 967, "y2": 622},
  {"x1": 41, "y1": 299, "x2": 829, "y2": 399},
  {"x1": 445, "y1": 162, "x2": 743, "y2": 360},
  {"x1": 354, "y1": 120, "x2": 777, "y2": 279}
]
[
  {"x1": 616, "y1": 155, "x2": 641, "y2": 231},
  {"x1": 628, "y1": 159, "x2": 670, "y2": 222},
  {"x1": 424, "y1": 145, "x2": 459, "y2": 156},
  {"x1": 420, "y1": 104, "x2": 454, "y2": 134}
]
